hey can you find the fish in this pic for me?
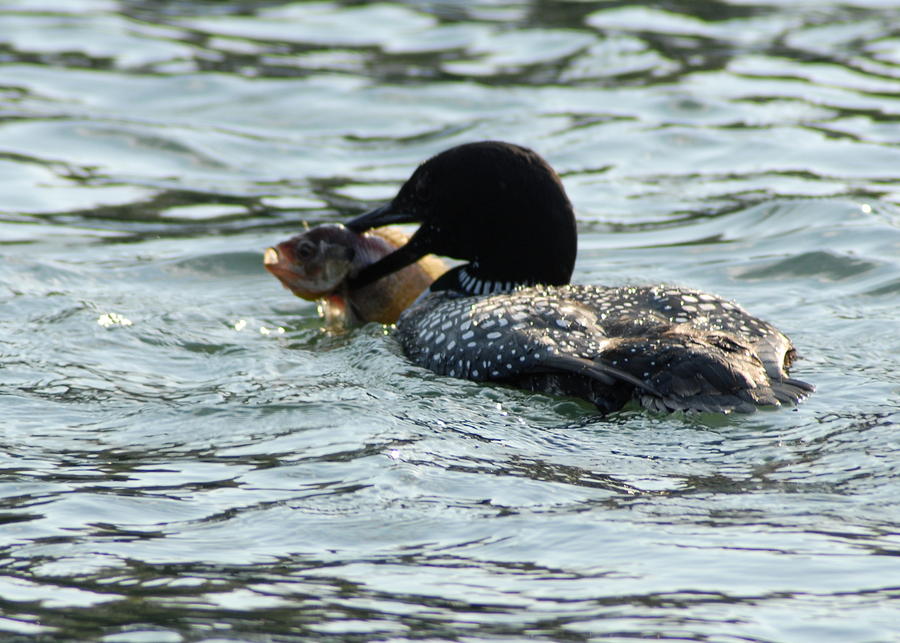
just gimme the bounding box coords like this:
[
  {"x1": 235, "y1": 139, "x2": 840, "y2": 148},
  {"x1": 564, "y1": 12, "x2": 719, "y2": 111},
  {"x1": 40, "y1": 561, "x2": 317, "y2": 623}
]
[{"x1": 264, "y1": 224, "x2": 447, "y2": 328}]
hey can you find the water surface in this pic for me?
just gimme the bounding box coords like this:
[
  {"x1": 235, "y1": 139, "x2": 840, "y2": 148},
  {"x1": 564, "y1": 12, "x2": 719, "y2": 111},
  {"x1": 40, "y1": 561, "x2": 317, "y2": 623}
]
[{"x1": 1, "y1": 1, "x2": 900, "y2": 641}]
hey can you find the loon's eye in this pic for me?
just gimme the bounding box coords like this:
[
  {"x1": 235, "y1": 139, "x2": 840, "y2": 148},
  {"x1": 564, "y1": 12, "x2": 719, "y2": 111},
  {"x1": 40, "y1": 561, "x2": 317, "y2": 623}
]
[
  {"x1": 401, "y1": 169, "x2": 430, "y2": 207},
  {"x1": 414, "y1": 177, "x2": 430, "y2": 203},
  {"x1": 297, "y1": 241, "x2": 316, "y2": 259}
]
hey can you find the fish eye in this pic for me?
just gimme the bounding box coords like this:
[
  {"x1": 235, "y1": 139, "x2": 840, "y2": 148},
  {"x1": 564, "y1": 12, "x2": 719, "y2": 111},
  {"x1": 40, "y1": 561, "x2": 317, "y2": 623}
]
[{"x1": 297, "y1": 241, "x2": 316, "y2": 259}]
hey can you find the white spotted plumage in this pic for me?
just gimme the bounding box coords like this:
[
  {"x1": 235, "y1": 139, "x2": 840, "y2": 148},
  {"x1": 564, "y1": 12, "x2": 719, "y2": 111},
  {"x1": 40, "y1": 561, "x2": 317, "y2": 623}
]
[{"x1": 396, "y1": 284, "x2": 813, "y2": 414}]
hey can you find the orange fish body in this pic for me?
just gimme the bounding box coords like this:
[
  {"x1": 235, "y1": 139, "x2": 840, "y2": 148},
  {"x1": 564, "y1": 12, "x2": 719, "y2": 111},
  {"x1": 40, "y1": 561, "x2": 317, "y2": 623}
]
[{"x1": 264, "y1": 224, "x2": 446, "y2": 328}]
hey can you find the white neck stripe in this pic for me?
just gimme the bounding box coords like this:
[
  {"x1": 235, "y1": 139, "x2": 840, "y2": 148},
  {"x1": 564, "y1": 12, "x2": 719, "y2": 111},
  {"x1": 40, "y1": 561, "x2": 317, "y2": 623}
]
[{"x1": 459, "y1": 267, "x2": 522, "y2": 296}]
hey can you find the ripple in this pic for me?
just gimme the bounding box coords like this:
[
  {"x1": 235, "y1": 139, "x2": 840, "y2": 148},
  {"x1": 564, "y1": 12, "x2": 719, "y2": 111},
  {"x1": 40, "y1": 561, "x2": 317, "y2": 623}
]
[
  {"x1": 180, "y1": 3, "x2": 436, "y2": 48},
  {"x1": 1, "y1": 13, "x2": 195, "y2": 70}
]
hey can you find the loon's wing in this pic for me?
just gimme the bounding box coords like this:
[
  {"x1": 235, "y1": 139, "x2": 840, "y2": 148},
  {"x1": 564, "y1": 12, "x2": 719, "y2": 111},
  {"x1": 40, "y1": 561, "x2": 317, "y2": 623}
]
[
  {"x1": 597, "y1": 332, "x2": 813, "y2": 414},
  {"x1": 590, "y1": 284, "x2": 803, "y2": 385},
  {"x1": 395, "y1": 290, "x2": 652, "y2": 391},
  {"x1": 519, "y1": 332, "x2": 810, "y2": 415},
  {"x1": 396, "y1": 289, "x2": 812, "y2": 415},
  {"x1": 560, "y1": 284, "x2": 814, "y2": 412}
]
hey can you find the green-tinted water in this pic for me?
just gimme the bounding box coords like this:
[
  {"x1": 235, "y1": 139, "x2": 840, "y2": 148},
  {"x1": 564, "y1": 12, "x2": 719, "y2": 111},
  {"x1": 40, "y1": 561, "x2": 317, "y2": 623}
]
[{"x1": 2, "y1": 1, "x2": 899, "y2": 641}]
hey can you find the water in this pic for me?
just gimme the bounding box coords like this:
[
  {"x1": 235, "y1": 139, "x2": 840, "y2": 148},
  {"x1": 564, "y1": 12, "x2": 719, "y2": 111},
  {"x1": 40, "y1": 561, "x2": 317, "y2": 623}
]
[{"x1": 2, "y1": 0, "x2": 900, "y2": 640}]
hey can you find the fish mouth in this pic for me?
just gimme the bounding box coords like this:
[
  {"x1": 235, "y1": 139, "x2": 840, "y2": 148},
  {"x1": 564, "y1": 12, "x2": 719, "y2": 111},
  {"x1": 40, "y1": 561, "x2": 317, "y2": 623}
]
[
  {"x1": 263, "y1": 245, "x2": 304, "y2": 284},
  {"x1": 263, "y1": 246, "x2": 296, "y2": 277},
  {"x1": 263, "y1": 247, "x2": 295, "y2": 282},
  {"x1": 263, "y1": 247, "x2": 280, "y2": 265}
]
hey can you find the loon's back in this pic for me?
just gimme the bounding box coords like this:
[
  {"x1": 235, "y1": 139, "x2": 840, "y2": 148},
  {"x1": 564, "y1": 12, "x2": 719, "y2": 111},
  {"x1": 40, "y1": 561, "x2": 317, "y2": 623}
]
[{"x1": 396, "y1": 284, "x2": 813, "y2": 414}]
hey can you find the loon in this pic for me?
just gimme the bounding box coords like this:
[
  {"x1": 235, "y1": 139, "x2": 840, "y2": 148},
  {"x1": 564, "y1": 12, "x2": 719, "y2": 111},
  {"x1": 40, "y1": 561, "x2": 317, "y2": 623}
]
[{"x1": 346, "y1": 141, "x2": 813, "y2": 414}]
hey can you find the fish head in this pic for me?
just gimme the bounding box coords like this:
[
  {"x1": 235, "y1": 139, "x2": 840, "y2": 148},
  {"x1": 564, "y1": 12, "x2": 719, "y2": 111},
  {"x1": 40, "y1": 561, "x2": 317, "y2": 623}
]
[{"x1": 264, "y1": 224, "x2": 357, "y2": 300}]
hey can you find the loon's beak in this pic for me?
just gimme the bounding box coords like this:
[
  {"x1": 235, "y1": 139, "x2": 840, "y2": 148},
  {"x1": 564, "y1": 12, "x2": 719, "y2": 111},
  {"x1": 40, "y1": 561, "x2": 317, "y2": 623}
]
[
  {"x1": 345, "y1": 201, "x2": 430, "y2": 289},
  {"x1": 348, "y1": 233, "x2": 430, "y2": 290},
  {"x1": 345, "y1": 203, "x2": 433, "y2": 290},
  {"x1": 346, "y1": 202, "x2": 419, "y2": 233}
]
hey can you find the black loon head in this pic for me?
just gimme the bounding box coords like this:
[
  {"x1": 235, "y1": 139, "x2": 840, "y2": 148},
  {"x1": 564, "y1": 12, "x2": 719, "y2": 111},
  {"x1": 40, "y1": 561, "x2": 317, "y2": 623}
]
[{"x1": 346, "y1": 141, "x2": 577, "y2": 295}]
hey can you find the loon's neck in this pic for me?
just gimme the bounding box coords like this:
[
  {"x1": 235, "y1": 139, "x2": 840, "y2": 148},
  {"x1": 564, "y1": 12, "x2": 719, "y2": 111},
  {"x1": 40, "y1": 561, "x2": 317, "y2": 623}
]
[{"x1": 430, "y1": 264, "x2": 539, "y2": 296}]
